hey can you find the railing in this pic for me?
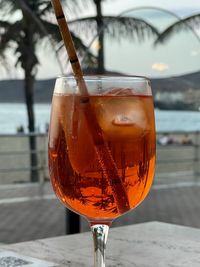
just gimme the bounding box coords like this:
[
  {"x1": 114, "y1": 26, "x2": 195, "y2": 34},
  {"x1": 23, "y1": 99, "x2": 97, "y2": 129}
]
[
  {"x1": 0, "y1": 133, "x2": 48, "y2": 185},
  {"x1": 155, "y1": 131, "x2": 200, "y2": 186},
  {"x1": 0, "y1": 131, "x2": 199, "y2": 235},
  {"x1": 0, "y1": 131, "x2": 200, "y2": 185}
]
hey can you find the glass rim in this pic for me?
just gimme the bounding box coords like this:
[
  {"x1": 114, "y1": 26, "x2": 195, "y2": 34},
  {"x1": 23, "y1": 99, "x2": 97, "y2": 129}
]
[
  {"x1": 56, "y1": 74, "x2": 151, "y2": 83},
  {"x1": 54, "y1": 74, "x2": 152, "y2": 96}
]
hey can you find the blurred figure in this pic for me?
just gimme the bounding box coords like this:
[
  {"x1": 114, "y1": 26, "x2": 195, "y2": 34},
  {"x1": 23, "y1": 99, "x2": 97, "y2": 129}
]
[
  {"x1": 45, "y1": 123, "x2": 49, "y2": 133},
  {"x1": 181, "y1": 134, "x2": 192, "y2": 145},
  {"x1": 158, "y1": 133, "x2": 173, "y2": 145},
  {"x1": 17, "y1": 125, "x2": 24, "y2": 133}
]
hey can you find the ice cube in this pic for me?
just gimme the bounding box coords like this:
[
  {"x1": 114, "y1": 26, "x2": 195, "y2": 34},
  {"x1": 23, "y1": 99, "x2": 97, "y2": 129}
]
[
  {"x1": 93, "y1": 93, "x2": 149, "y2": 141},
  {"x1": 112, "y1": 98, "x2": 148, "y2": 130}
]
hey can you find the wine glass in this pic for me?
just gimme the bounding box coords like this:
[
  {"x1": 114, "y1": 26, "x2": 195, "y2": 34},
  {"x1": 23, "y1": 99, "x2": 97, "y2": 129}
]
[{"x1": 48, "y1": 75, "x2": 156, "y2": 267}]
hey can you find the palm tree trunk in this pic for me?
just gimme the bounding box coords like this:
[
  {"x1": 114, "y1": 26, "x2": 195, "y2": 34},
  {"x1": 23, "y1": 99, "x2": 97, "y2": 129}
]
[
  {"x1": 24, "y1": 70, "x2": 39, "y2": 182},
  {"x1": 94, "y1": 0, "x2": 105, "y2": 73}
]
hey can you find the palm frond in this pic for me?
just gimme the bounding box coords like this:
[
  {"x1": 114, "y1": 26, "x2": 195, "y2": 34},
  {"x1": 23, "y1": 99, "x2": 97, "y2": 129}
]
[
  {"x1": 42, "y1": 19, "x2": 96, "y2": 72},
  {"x1": 0, "y1": 20, "x2": 11, "y2": 29},
  {"x1": 63, "y1": 0, "x2": 91, "y2": 14},
  {"x1": 0, "y1": 21, "x2": 22, "y2": 55},
  {"x1": 68, "y1": 16, "x2": 159, "y2": 41},
  {"x1": 41, "y1": 19, "x2": 89, "y2": 52},
  {"x1": 155, "y1": 13, "x2": 200, "y2": 44},
  {"x1": 17, "y1": 0, "x2": 49, "y2": 37},
  {"x1": 40, "y1": 20, "x2": 62, "y2": 41},
  {"x1": 0, "y1": 0, "x2": 19, "y2": 14},
  {"x1": 38, "y1": 1, "x2": 52, "y2": 16},
  {"x1": 71, "y1": 32, "x2": 97, "y2": 62},
  {"x1": 69, "y1": 17, "x2": 97, "y2": 39},
  {"x1": 104, "y1": 16, "x2": 159, "y2": 41}
]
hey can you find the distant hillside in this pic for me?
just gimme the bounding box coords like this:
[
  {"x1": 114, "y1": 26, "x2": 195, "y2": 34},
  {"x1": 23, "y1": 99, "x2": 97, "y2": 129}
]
[
  {"x1": 0, "y1": 71, "x2": 200, "y2": 103},
  {"x1": 0, "y1": 79, "x2": 55, "y2": 103},
  {"x1": 151, "y1": 71, "x2": 200, "y2": 94}
]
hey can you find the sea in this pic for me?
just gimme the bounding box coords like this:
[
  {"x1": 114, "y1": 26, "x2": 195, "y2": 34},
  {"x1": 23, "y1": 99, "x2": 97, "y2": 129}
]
[{"x1": 0, "y1": 103, "x2": 200, "y2": 134}]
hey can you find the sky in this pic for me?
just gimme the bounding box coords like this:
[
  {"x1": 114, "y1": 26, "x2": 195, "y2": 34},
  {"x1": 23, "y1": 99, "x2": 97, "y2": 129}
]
[
  {"x1": 103, "y1": 0, "x2": 200, "y2": 16},
  {"x1": 1, "y1": 0, "x2": 200, "y2": 80}
]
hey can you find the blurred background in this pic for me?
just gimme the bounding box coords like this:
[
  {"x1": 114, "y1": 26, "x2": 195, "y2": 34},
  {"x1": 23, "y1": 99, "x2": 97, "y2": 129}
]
[{"x1": 0, "y1": 0, "x2": 200, "y2": 244}]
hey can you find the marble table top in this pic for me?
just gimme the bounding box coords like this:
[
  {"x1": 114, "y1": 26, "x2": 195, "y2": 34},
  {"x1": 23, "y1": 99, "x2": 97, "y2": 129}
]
[{"x1": 1, "y1": 221, "x2": 200, "y2": 267}]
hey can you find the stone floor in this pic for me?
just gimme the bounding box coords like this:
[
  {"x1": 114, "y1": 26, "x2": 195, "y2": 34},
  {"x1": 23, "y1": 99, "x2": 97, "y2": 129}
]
[{"x1": 0, "y1": 177, "x2": 200, "y2": 244}]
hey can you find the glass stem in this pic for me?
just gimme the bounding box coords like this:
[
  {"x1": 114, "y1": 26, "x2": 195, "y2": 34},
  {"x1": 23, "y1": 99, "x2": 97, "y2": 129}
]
[{"x1": 91, "y1": 224, "x2": 109, "y2": 267}]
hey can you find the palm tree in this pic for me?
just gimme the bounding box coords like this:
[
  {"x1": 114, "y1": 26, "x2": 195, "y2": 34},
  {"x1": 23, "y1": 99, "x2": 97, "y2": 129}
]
[
  {"x1": 0, "y1": 0, "x2": 86, "y2": 182},
  {"x1": 0, "y1": 0, "x2": 58, "y2": 182},
  {"x1": 65, "y1": 0, "x2": 159, "y2": 74}
]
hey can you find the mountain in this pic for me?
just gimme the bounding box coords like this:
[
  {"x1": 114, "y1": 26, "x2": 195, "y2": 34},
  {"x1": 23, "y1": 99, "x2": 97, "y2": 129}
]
[
  {"x1": 0, "y1": 79, "x2": 55, "y2": 103},
  {"x1": 0, "y1": 71, "x2": 200, "y2": 104},
  {"x1": 151, "y1": 71, "x2": 200, "y2": 93}
]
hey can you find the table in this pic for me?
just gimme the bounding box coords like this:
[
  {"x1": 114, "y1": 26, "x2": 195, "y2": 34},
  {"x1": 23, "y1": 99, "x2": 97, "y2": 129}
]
[{"x1": 1, "y1": 221, "x2": 200, "y2": 266}]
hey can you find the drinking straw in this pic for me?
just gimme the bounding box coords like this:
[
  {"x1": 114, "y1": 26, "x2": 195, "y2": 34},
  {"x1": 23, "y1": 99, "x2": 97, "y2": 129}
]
[{"x1": 51, "y1": 0, "x2": 130, "y2": 214}]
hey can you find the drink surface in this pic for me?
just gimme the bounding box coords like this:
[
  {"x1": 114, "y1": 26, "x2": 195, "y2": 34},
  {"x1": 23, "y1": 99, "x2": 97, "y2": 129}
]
[{"x1": 48, "y1": 92, "x2": 156, "y2": 221}]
